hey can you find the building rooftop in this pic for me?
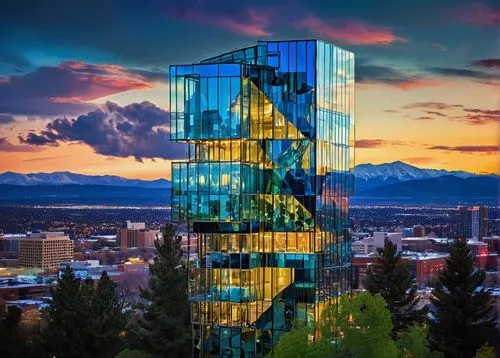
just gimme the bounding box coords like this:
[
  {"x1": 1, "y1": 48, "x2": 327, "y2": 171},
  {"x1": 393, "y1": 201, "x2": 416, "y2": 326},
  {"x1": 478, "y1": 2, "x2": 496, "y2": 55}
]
[
  {"x1": 28, "y1": 232, "x2": 68, "y2": 239},
  {"x1": 354, "y1": 251, "x2": 449, "y2": 260}
]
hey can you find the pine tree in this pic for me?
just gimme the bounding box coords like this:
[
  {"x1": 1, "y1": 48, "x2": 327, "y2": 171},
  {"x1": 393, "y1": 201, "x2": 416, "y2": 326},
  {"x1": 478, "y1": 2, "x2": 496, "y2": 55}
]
[
  {"x1": 364, "y1": 239, "x2": 422, "y2": 335},
  {"x1": 0, "y1": 306, "x2": 27, "y2": 357},
  {"x1": 127, "y1": 224, "x2": 191, "y2": 357},
  {"x1": 88, "y1": 271, "x2": 127, "y2": 358},
  {"x1": 43, "y1": 267, "x2": 127, "y2": 358},
  {"x1": 43, "y1": 265, "x2": 92, "y2": 358},
  {"x1": 429, "y1": 240, "x2": 495, "y2": 358}
]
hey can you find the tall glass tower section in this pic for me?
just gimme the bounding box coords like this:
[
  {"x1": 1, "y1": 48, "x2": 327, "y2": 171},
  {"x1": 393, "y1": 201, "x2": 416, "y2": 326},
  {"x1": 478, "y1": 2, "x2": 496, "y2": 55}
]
[{"x1": 170, "y1": 40, "x2": 355, "y2": 357}]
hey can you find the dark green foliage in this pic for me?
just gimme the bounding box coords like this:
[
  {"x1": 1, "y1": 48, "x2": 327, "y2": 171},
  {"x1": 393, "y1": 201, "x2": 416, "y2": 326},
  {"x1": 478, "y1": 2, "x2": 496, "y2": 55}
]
[
  {"x1": 429, "y1": 240, "x2": 496, "y2": 358},
  {"x1": 330, "y1": 293, "x2": 399, "y2": 358},
  {"x1": 269, "y1": 322, "x2": 336, "y2": 358},
  {"x1": 115, "y1": 348, "x2": 151, "y2": 358},
  {"x1": 89, "y1": 271, "x2": 128, "y2": 357},
  {"x1": 43, "y1": 265, "x2": 92, "y2": 357},
  {"x1": 127, "y1": 224, "x2": 191, "y2": 357},
  {"x1": 474, "y1": 344, "x2": 496, "y2": 358},
  {"x1": 364, "y1": 239, "x2": 423, "y2": 335},
  {"x1": 0, "y1": 306, "x2": 27, "y2": 357},
  {"x1": 43, "y1": 266, "x2": 127, "y2": 358},
  {"x1": 271, "y1": 294, "x2": 445, "y2": 358},
  {"x1": 396, "y1": 324, "x2": 443, "y2": 358},
  {"x1": 272, "y1": 293, "x2": 398, "y2": 358}
]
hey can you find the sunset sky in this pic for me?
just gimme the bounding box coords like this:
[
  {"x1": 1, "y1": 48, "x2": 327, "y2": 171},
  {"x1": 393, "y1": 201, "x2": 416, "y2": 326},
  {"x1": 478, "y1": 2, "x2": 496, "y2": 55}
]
[{"x1": 0, "y1": 0, "x2": 498, "y2": 179}]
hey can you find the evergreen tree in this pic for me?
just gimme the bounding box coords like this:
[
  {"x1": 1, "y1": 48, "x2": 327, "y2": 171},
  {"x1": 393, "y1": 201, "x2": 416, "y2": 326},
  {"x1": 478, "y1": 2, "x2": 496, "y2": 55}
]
[
  {"x1": 429, "y1": 240, "x2": 495, "y2": 358},
  {"x1": 127, "y1": 224, "x2": 191, "y2": 357},
  {"x1": 364, "y1": 239, "x2": 422, "y2": 335},
  {"x1": 44, "y1": 267, "x2": 127, "y2": 358},
  {"x1": 0, "y1": 306, "x2": 27, "y2": 357},
  {"x1": 43, "y1": 265, "x2": 92, "y2": 358},
  {"x1": 88, "y1": 271, "x2": 127, "y2": 358}
]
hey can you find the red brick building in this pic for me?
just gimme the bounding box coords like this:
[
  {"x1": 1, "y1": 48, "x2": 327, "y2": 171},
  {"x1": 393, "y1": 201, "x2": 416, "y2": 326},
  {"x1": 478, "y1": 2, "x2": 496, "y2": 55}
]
[{"x1": 353, "y1": 253, "x2": 448, "y2": 289}]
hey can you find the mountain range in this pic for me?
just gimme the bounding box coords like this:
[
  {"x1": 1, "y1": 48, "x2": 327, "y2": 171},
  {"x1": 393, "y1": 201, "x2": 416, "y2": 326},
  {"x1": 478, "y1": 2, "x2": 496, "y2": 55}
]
[
  {"x1": 0, "y1": 161, "x2": 497, "y2": 205},
  {"x1": 0, "y1": 171, "x2": 170, "y2": 189}
]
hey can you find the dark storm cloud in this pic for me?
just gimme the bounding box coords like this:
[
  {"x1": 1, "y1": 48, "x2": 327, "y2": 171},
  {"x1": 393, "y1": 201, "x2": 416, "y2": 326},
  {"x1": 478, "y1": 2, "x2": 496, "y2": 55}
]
[
  {"x1": 19, "y1": 101, "x2": 187, "y2": 161},
  {"x1": 356, "y1": 61, "x2": 435, "y2": 89},
  {"x1": 0, "y1": 137, "x2": 39, "y2": 152},
  {"x1": 425, "y1": 67, "x2": 500, "y2": 81},
  {"x1": 470, "y1": 59, "x2": 500, "y2": 69},
  {"x1": 0, "y1": 61, "x2": 158, "y2": 116},
  {"x1": 0, "y1": 114, "x2": 16, "y2": 124}
]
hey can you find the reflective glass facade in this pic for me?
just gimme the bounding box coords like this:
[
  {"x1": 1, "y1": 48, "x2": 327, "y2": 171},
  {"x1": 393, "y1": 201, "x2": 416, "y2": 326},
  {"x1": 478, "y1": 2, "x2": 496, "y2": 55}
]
[{"x1": 170, "y1": 40, "x2": 355, "y2": 357}]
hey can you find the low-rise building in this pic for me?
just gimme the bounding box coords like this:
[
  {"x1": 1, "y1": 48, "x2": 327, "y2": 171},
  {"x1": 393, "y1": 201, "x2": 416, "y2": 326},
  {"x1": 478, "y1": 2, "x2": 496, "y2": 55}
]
[
  {"x1": 118, "y1": 221, "x2": 159, "y2": 251},
  {"x1": 352, "y1": 252, "x2": 448, "y2": 289},
  {"x1": 352, "y1": 232, "x2": 402, "y2": 255},
  {"x1": 19, "y1": 232, "x2": 74, "y2": 269},
  {"x1": 467, "y1": 239, "x2": 489, "y2": 269}
]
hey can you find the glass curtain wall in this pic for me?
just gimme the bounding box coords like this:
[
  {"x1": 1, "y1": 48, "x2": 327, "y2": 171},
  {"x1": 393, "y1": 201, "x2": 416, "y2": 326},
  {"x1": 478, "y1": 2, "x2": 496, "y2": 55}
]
[{"x1": 170, "y1": 40, "x2": 354, "y2": 358}]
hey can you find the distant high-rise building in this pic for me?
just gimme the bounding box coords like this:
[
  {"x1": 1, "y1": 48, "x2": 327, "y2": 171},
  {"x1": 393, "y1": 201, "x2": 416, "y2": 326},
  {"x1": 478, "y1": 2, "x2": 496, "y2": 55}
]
[
  {"x1": 118, "y1": 221, "x2": 159, "y2": 251},
  {"x1": 412, "y1": 224, "x2": 425, "y2": 237},
  {"x1": 170, "y1": 39, "x2": 355, "y2": 356},
  {"x1": 19, "y1": 232, "x2": 74, "y2": 269},
  {"x1": 457, "y1": 206, "x2": 489, "y2": 239},
  {"x1": 0, "y1": 233, "x2": 26, "y2": 257}
]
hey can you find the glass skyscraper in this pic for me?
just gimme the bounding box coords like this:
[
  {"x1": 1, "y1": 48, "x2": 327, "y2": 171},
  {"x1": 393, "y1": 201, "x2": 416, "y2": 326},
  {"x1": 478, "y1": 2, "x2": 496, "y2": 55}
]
[{"x1": 170, "y1": 40, "x2": 355, "y2": 357}]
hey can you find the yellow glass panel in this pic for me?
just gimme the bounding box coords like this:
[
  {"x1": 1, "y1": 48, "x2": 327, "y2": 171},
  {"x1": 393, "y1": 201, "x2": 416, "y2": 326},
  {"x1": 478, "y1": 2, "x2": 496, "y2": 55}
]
[{"x1": 275, "y1": 233, "x2": 286, "y2": 252}]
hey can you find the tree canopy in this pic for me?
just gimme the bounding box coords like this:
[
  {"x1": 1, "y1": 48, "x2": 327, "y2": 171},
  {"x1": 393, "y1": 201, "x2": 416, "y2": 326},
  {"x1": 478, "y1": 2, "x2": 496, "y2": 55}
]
[
  {"x1": 126, "y1": 224, "x2": 191, "y2": 357},
  {"x1": 429, "y1": 240, "x2": 495, "y2": 358},
  {"x1": 364, "y1": 239, "x2": 422, "y2": 335}
]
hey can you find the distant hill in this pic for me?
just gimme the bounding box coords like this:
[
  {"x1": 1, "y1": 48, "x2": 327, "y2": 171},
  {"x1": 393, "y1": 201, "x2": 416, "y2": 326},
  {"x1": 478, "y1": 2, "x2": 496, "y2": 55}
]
[
  {"x1": 353, "y1": 175, "x2": 498, "y2": 205},
  {"x1": 0, "y1": 184, "x2": 169, "y2": 206},
  {"x1": 0, "y1": 162, "x2": 497, "y2": 206}
]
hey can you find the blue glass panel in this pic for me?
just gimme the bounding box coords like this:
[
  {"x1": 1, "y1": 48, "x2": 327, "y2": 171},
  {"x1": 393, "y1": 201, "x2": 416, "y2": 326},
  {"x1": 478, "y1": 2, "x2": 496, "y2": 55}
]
[
  {"x1": 196, "y1": 64, "x2": 218, "y2": 77},
  {"x1": 198, "y1": 163, "x2": 209, "y2": 192},
  {"x1": 279, "y1": 42, "x2": 289, "y2": 72},
  {"x1": 219, "y1": 64, "x2": 241, "y2": 77},
  {"x1": 176, "y1": 65, "x2": 194, "y2": 75},
  {"x1": 219, "y1": 77, "x2": 231, "y2": 138},
  {"x1": 306, "y1": 41, "x2": 315, "y2": 87},
  {"x1": 289, "y1": 41, "x2": 297, "y2": 72}
]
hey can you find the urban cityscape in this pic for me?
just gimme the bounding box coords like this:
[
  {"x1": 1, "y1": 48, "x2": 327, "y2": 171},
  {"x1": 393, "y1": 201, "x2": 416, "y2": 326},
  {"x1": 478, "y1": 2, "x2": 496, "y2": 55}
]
[{"x1": 0, "y1": 1, "x2": 498, "y2": 358}]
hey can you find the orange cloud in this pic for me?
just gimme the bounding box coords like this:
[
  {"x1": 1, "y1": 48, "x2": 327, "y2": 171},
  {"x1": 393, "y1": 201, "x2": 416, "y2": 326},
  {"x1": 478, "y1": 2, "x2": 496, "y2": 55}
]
[
  {"x1": 297, "y1": 17, "x2": 407, "y2": 45},
  {"x1": 355, "y1": 139, "x2": 408, "y2": 148},
  {"x1": 167, "y1": 8, "x2": 271, "y2": 37}
]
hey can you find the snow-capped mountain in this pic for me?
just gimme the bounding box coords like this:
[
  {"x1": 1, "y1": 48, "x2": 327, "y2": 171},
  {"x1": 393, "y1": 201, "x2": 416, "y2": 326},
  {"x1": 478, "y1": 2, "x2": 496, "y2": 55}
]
[
  {"x1": 0, "y1": 171, "x2": 171, "y2": 188},
  {"x1": 0, "y1": 163, "x2": 496, "y2": 205},
  {"x1": 355, "y1": 161, "x2": 477, "y2": 181}
]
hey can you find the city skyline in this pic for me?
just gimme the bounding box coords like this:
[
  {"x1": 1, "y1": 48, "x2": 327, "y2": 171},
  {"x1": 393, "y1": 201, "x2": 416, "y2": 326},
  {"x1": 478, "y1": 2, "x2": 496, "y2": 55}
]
[{"x1": 0, "y1": 0, "x2": 499, "y2": 179}]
